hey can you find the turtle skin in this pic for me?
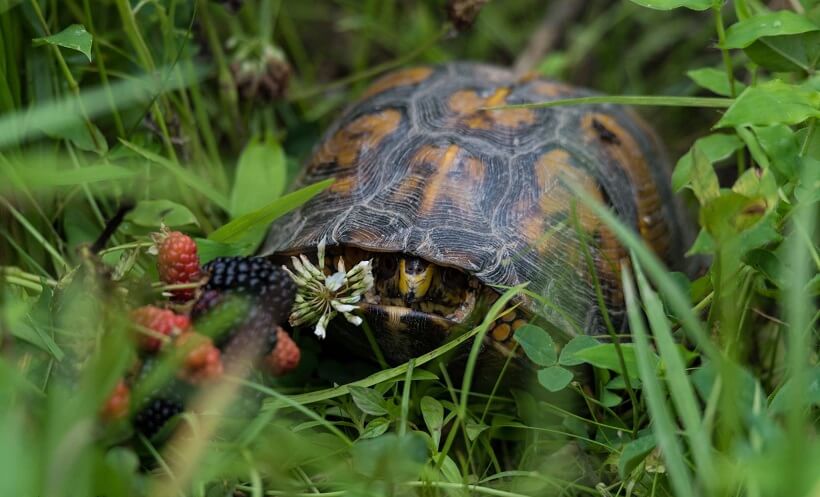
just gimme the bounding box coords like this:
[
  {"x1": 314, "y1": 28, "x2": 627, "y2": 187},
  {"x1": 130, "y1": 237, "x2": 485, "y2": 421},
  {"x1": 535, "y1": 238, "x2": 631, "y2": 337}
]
[{"x1": 262, "y1": 62, "x2": 690, "y2": 364}]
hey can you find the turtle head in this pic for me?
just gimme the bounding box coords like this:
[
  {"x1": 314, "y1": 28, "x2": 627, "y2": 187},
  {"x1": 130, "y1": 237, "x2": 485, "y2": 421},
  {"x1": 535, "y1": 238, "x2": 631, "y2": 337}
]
[{"x1": 398, "y1": 256, "x2": 436, "y2": 303}]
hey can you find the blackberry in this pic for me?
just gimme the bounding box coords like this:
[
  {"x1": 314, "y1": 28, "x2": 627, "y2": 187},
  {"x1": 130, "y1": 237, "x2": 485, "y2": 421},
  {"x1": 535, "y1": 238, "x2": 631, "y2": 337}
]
[
  {"x1": 220, "y1": 307, "x2": 279, "y2": 371},
  {"x1": 132, "y1": 358, "x2": 191, "y2": 438},
  {"x1": 133, "y1": 394, "x2": 185, "y2": 439},
  {"x1": 193, "y1": 256, "x2": 296, "y2": 372},
  {"x1": 202, "y1": 256, "x2": 295, "y2": 319},
  {"x1": 191, "y1": 289, "x2": 251, "y2": 343}
]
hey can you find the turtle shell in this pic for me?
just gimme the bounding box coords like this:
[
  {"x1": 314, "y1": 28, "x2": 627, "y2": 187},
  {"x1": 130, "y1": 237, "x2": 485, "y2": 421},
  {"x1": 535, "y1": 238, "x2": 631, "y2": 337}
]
[{"x1": 262, "y1": 62, "x2": 689, "y2": 336}]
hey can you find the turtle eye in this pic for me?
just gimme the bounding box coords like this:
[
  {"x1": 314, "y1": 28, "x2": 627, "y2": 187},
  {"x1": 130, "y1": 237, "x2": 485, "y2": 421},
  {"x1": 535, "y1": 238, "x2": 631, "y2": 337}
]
[
  {"x1": 377, "y1": 256, "x2": 398, "y2": 280},
  {"x1": 440, "y1": 267, "x2": 467, "y2": 290}
]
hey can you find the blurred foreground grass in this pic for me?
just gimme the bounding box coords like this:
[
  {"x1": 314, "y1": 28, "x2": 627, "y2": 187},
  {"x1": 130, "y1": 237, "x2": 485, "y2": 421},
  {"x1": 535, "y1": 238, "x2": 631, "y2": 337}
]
[{"x1": 0, "y1": 1, "x2": 818, "y2": 496}]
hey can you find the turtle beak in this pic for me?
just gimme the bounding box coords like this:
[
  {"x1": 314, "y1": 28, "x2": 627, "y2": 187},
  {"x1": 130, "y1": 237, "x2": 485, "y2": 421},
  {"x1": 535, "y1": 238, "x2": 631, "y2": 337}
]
[{"x1": 398, "y1": 257, "x2": 435, "y2": 303}]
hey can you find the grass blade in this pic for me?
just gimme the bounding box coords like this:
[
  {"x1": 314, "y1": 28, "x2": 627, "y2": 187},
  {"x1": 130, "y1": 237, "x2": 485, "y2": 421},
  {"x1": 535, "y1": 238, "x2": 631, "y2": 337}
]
[
  {"x1": 209, "y1": 178, "x2": 334, "y2": 244},
  {"x1": 483, "y1": 95, "x2": 733, "y2": 111},
  {"x1": 622, "y1": 265, "x2": 695, "y2": 497},
  {"x1": 633, "y1": 257, "x2": 716, "y2": 491},
  {"x1": 564, "y1": 179, "x2": 721, "y2": 362},
  {"x1": 119, "y1": 139, "x2": 230, "y2": 211}
]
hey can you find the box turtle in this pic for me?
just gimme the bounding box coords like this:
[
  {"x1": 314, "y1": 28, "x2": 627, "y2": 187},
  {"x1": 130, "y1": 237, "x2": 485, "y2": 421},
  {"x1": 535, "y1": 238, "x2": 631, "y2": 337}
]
[{"x1": 262, "y1": 62, "x2": 689, "y2": 372}]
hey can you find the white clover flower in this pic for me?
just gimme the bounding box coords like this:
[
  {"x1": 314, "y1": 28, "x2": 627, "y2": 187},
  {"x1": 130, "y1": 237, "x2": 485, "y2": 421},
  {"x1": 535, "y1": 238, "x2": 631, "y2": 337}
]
[{"x1": 282, "y1": 238, "x2": 374, "y2": 339}]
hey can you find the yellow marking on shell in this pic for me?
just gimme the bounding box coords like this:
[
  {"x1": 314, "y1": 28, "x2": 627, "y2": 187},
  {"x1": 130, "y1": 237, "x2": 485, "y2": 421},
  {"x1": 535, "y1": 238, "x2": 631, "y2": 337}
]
[
  {"x1": 447, "y1": 89, "x2": 535, "y2": 130},
  {"x1": 420, "y1": 144, "x2": 461, "y2": 213},
  {"x1": 492, "y1": 323, "x2": 512, "y2": 342},
  {"x1": 398, "y1": 258, "x2": 436, "y2": 301},
  {"x1": 501, "y1": 310, "x2": 516, "y2": 323},
  {"x1": 520, "y1": 149, "x2": 604, "y2": 255},
  {"x1": 485, "y1": 87, "x2": 511, "y2": 107},
  {"x1": 360, "y1": 67, "x2": 433, "y2": 99},
  {"x1": 329, "y1": 176, "x2": 356, "y2": 193},
  {"x1": 581, "y1": 113, "x2": 669, "y2": 259},
  {"x1": 310, "y1": 109, "x2": 402, "y2": 172},
  {"x1": 512, "y1": 319, "x2": 527, "y2": 331},
  {"x1": 531, "y1": 81, "x2": 575, "y2": 97}
]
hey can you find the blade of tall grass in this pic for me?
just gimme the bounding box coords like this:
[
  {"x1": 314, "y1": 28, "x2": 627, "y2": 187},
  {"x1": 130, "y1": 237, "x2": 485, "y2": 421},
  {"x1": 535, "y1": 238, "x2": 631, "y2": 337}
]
[
  {"x1": 436, "y1": 283, "x2": 527, "y2": 470},
  {"x1": 0, "y1": 67, "x2": 203, "y2": 149},
  {"x1": 622, "y1": 265, "x2": 695, "y2": 497},
  {"x1": 0, "y1": 196, "x2": 68, "y2": 271},
  {"x1": 563, "y1": 179, "x2": 721, "y2": 362},
  {"x1": 633, "y1": 257, "x2": 716, "y2": 492},
  {"x1": 784, "y1": 132, "x2": 817, "y2": 439},
  {"x1": 483, "y1": 95, "x2": 733, "y2": 111},
  {"x1": 119, "y1": 138, "x2": 230, "y2": 211},
  {"x1": 209, "y1": 178, "x2": 334, "y2": 244}
]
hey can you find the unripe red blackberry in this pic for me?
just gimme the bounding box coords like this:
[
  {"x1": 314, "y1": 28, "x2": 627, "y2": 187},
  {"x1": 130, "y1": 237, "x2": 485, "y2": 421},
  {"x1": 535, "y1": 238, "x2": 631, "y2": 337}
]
[{"x1": 154, "y1": 229, "x2": 202, "y2": 301}]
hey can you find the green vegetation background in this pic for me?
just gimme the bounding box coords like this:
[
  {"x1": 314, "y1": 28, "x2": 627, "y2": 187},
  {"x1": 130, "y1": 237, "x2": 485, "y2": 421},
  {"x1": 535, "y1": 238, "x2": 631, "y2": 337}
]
[{"x1": 0, "y1": 1, "x2": 818, "y2": 496}]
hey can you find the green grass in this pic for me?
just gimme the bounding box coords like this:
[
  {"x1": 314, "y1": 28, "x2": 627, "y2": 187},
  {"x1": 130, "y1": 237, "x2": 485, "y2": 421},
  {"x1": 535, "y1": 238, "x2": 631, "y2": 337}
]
[{"x1": 1, "y1": 0, "x2": 818, "y2": 496}]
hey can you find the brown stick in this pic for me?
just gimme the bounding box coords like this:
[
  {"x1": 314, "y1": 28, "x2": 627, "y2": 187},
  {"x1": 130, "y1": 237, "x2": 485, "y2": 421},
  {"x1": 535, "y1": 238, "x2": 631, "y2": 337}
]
[{"x1": 513, "y1": 0, "x2": 586, "y2": 77}]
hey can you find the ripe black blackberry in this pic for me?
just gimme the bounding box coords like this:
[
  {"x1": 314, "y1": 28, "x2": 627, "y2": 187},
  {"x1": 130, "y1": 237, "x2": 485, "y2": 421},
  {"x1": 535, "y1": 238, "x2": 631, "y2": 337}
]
[
  {"x1": 131, "y1": 359, "x2": 191, "y2": 438},
  {"x1": 202, "y1": 256, "x2": 295, "y2": 318},
  {"x1": 194, "y1": 256, "x2": 296, "y2": 370},
  {"x1": 134, "y1": 394, "x2": 185, "y2": 439},
  {"x1": 219, "y1": 306, "x2": 279, "y2": 368}
]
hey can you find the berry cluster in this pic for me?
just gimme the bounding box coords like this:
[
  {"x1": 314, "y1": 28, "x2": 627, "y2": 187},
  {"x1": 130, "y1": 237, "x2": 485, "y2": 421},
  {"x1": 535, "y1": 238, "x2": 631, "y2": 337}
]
[{"x1": 100, "y1": 230, "x2": 300, "y2": 440}]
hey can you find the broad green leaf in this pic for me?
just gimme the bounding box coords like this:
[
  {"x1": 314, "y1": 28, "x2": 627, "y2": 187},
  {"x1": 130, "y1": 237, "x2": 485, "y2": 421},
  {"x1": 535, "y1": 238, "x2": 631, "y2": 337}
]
[
  {"x1": 736, "y1": 215, "x2": 781, "y2": 256},
  {"x1": 420, "y1": 396, "x2": 444, "y2": 449},
  {"x1": 537, "y1": 366, "x2": 573, "y2": 392},
  {"x1": 744, "y1": 31, "x2": 820, "y2": 72},
  {"x1": 574, "y1": 343, "x2": 657, "y2": 380},
  {"x1": 349, "y1": 386, "x2": 388, "y2": 416},
  {"x1": 627, "y1": 0, "x2": 710, "y2": 10},
  {"x1": 209, "y1": 178, "x2": 333, "y2": 244},
  {"x1": 692, "y1": 362, "x2": 760, "y2": 415},
  {"x1": 360, "y1": 417, "x2": 391, "y2": 439},
  {"x1": 743, "y1": 248, "x2": 789, "y2": 288},
  {"x1": 194, "y1": 238, "x2": 251, "y2": 264},
  {"x1": 513, "y1": 324, "x2": 557, "y2": 367},
  {"x1": 716, "y1": 81, "x2": 820, "y2": 128},
  {"x1": 351, "y1": 434, "x2": 427, "y2": 480},
  {"x1": 722, "y1": 11, "x2": 820, "y2": 49},
  {"x1": 465, "y1": 422, "x2": 489, "y2": 441},
  {"x1": 672, "y1": 134, "x2": 741, "y2": 193},
  {"x1": 732, "y1": 167, "x2": 778, "y2": 210},
  {"x1": 619, "y1": 435, "x2": 657, "y2": 478},
  {"x1": 686, "y1": 228, "x2": 715, "y2": 255},
  {"x1": 700, "y1": 192, "x2": 766, "y2": 242},
  {"x1": 600, "y1": 389, "x2": 623, "y2": 407},
  {"x1": 769, "y1": 368, "x2": 820, "y2": 414},
  {"x1": 696, "y1": 133, "x2": 744, "y2": 161},
  {"x1": 439, "y1": 455, "x2": 462, "y2": 483},
  {"x1": 752, "y1": 124, "x2": 801, "y2": 178},
  {"x1": 33, "y1": 24, "x2": 93, "y2": 62},
  {"x1": 125, "y1": 199, "x2": 198, "y2": 228},
  {"x1": 687, "y1": 68, "x2": 746, "y2": 97},
  {"x1": 606, "y1": 375, "x2": 642, "y2": 390},
  {"x1": 558, "y1": 335, "x2": 600, "y2": 366},
  {"x1": 688, "y1": 147, "x2": 720, "y2": 204},
  {"x1": 230, "y1": 135, "x2": 287, "y2": 218}
]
